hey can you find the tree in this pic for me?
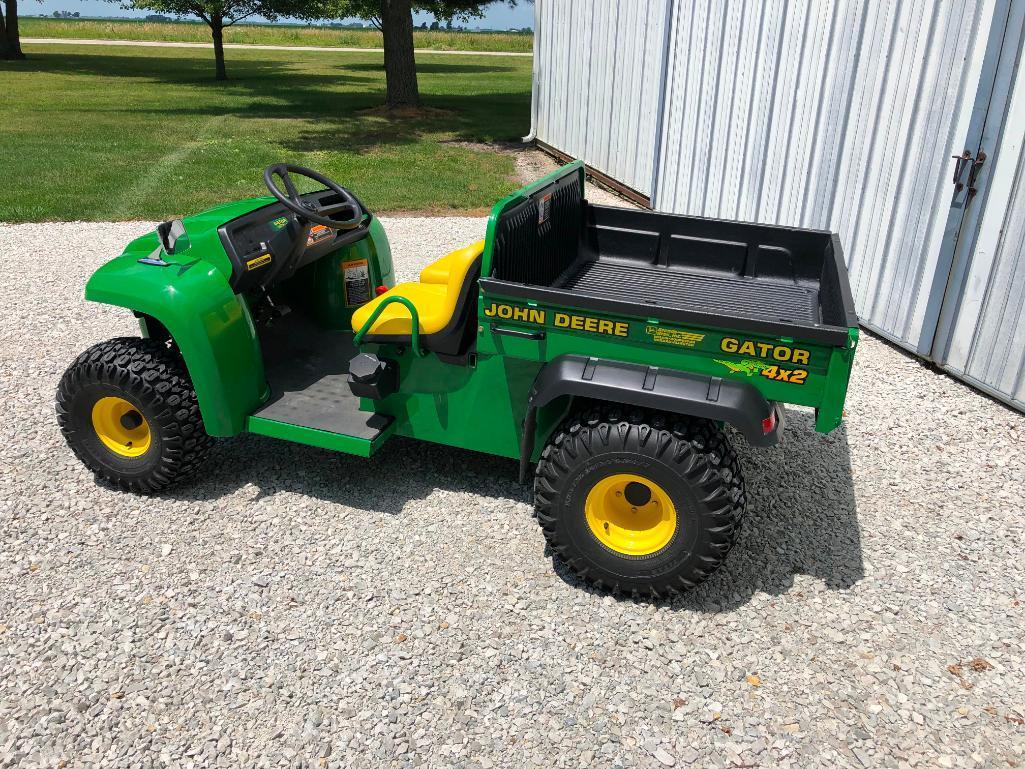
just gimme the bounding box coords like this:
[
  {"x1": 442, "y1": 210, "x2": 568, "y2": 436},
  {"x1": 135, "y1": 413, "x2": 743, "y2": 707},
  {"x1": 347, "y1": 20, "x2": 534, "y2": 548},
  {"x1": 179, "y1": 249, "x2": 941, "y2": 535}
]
[
  {"x1": 428, "y1": 19, "x2": 438, "y2": 30},
  {"x1": 116, "y1": 0, "x2": 321, "y2": 79},
  {"x1": 330, "y1": 1, "x2": 526, "y2": 109},
  {"x1": 1, "y1": 0, "x2": 26, "y2": 60}
]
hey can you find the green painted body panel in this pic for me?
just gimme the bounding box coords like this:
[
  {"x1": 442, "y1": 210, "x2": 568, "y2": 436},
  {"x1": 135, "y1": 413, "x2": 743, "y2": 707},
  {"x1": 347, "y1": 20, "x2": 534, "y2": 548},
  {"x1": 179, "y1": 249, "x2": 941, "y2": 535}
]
[
  {"x1": 356, "y1": 286, "x2": 856, "y2": 462},
  {"x1": 178, "y1": 196, "x2": 278, "y2": 280},
  {"x1": 247, "y1": 414, "x2": 394, "y2": 457},
  {"x1": 815, "y1": 327, "x2": 859, "y2": 432},
  {"x1": 85, "y1": 248, "x2": 267, "y2": 437},
  {"x1": 84, "y1": 196, "x2": 393, "y2": 439},
  {"x1": 360, "y1": 343, "x2": 567, "y2": 461},
  {"x1": 471, "y1": 292, "x2": 858, "y2": 433}
]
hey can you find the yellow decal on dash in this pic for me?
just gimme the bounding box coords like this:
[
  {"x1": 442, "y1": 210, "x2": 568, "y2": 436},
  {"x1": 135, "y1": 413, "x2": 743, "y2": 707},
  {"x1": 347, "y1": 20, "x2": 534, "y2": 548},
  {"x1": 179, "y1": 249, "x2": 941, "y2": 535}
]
[
  {"x1": 720, "y1": 336, "x2": 810, "y2": 365},
  {"x1": 646, "y1": 326, "x2": 705, "y2": 348},
  {"x1": 483, "y1": 303, "x2": 629, "y2": 337},
  {"x1": 245, "y1": 253, "x2": 272, "y2": 271}
]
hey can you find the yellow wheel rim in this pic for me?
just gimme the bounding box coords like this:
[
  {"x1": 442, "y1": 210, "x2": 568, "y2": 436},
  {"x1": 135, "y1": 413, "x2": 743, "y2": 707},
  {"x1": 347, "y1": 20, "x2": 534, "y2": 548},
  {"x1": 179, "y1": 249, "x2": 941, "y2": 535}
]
[
  {"x1": 584, "y1": 473, "x2": 677, "y2": 556},
  {"x1": 90, "y1": 396, "x2": 151, "y2": 458}
]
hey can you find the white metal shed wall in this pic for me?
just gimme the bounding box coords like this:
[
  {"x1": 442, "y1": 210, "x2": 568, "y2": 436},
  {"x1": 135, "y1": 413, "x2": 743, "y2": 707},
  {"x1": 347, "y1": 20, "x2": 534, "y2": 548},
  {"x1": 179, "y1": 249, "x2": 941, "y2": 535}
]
[
  {"x1": 531, "y1": 0, "x2": 669, "y2": 196},
  {"x1": 652, "y1": 0, "x2": 1000, "y2": 352},
  {"x1": 933, "y1": 10, "x2": 1025, "y2": 411},
  {"x1": 531, "y1": 0, "x2": 1025, "y2": 412}
]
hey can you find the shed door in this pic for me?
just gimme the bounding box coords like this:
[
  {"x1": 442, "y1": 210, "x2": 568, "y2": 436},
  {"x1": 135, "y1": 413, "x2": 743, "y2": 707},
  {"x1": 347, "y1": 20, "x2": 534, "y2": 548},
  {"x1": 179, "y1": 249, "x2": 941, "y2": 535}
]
[{"x1": 929, "y1": 1, "x2": 1025, "y2": 410}]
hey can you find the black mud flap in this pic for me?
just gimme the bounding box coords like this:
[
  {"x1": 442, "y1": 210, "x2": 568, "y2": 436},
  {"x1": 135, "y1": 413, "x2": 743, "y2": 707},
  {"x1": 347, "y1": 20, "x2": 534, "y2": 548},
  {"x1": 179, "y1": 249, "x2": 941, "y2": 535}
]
[{"x1": 519, "y1": 355, "x2": 783, "y2": 483}]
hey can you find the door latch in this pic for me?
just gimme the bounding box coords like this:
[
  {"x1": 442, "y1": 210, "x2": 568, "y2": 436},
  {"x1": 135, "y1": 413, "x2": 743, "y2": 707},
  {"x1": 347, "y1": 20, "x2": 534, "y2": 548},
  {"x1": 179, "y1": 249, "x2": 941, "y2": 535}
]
[
  {"x1": 952, "y1": 149, "x2": 986, "y2": 197},
  {"x1": 968, "y1": 151, "x2": 986, "y2": 197}
]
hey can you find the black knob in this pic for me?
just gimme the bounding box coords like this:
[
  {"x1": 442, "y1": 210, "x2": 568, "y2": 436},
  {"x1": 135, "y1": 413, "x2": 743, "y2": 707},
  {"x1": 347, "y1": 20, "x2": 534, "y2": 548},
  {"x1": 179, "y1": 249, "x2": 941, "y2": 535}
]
[{"x1": 349, "y1": 353, "x2": 386, "y2": 383}]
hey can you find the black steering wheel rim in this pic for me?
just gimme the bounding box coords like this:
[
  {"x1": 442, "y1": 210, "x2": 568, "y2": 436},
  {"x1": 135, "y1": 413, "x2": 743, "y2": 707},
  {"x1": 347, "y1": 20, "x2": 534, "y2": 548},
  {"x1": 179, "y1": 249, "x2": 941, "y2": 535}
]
[{"x1": 263, "y1": 163, "x2": 363, "y2": 229}]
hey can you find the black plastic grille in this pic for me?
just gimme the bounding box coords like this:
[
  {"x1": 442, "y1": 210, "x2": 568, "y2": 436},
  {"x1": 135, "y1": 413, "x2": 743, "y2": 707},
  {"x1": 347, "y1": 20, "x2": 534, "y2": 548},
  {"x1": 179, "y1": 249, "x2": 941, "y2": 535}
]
[{"x1": 490, "y1": 173, "x2": 583, "y2": 286}]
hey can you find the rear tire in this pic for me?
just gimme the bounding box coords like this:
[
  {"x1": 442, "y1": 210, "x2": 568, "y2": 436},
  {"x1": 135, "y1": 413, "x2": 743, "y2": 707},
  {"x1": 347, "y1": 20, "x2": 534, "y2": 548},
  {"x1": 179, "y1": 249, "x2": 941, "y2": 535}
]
[
  {"x1": 534, "y1": 406, "x2": 746, "y2": 598},
  {"x1": 56, "y1": 337, "x2": 213, "y2": 493}
]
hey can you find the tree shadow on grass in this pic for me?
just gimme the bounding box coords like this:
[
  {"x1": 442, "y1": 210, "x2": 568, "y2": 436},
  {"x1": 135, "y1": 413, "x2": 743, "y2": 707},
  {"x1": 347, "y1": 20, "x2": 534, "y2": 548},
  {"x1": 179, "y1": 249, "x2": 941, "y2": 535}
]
[
  {"x1": 23, "y1": 49, "x2": 348, "y2": 82},
  {"x1": 23, "y1": 51, "x2": 530, "y2": 146},
  {"x1": 343, "y1": 60, "x2": 518, "y2": 74},
  {"x1": 163, "y1": 408, "x2": 862, "y2": 611}
]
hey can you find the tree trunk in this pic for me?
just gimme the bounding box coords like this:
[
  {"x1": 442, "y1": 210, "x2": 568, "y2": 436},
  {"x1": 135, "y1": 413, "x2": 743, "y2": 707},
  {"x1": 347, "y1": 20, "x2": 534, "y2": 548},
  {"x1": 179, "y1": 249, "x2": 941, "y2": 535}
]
[
  {"x1": 2, "y1": 0, "x2": 26, "y2": 60},
  {"x1": 210, "y1": 16, "x2": 227, "y2": 80},
  {"x1": 380, "y1": 0, "x2": 419, "y2": 109},
  {"x1": 0, "y1": 5, "x2": 7, "y2": 60}
]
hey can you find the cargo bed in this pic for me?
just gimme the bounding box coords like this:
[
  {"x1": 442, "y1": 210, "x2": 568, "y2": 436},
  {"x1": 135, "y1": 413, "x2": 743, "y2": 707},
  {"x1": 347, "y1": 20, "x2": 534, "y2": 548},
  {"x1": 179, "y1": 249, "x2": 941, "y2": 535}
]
[
  {"x1": 560, "y1": 260, "x2": 822, "y2": 326},
  {"x1": 480, "y1": 170, "x2": 858, "y2": 345}
]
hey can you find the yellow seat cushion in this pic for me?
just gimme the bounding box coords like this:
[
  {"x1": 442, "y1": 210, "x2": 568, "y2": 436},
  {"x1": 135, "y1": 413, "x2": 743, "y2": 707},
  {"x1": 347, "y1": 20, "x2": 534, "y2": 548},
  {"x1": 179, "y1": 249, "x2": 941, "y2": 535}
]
[
  {"x1": 419, "y1": 241, "x2": 485, "y2": 284},
  {"x1": 351, "y1": 282, "x2": 449, "y2": 335},
  {"x1": 351, "y1": 241, "x2": 484, "y2": 338}
]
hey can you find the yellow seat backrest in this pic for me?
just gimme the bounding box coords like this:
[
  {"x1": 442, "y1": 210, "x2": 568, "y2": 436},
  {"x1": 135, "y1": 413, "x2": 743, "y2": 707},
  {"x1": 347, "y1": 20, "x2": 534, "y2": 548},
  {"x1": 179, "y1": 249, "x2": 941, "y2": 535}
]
[{"x1": 419, "y1": 241, "x2": 485, "y2": 286}]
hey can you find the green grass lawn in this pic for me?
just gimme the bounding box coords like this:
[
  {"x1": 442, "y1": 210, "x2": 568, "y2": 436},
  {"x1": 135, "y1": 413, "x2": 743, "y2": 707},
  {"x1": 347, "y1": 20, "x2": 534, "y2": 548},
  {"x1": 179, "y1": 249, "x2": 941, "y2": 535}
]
[
  {"x1": 20, "y1": 17, "x2": 533, "y2": 53},
  {"x1": 0, "y1": 44, "x2": 531, "y2": 222}
]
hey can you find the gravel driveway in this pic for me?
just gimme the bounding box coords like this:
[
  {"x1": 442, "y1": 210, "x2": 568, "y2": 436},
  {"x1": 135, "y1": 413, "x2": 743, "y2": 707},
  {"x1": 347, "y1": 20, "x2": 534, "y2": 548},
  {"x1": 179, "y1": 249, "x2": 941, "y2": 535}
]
[{"x1": 1, "y1": 220, "x2": 1023, "y2": 769}]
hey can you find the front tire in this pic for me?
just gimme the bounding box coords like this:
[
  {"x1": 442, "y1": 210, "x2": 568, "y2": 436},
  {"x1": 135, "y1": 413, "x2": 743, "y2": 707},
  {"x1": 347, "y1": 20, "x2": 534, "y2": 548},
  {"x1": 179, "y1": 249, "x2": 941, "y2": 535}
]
[
  {"x1": 56, "y1": 337, "x2": 213, "y2": 493},
  {"x1": 534, "y1": 407, "x2": 746, "y2": 598}
]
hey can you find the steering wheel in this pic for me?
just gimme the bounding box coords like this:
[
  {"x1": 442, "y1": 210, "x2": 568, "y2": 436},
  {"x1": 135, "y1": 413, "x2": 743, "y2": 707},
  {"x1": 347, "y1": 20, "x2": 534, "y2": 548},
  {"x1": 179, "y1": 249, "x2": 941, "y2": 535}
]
[{"x1": 263, "y1": 164, "x2": 363, "y2": 229}]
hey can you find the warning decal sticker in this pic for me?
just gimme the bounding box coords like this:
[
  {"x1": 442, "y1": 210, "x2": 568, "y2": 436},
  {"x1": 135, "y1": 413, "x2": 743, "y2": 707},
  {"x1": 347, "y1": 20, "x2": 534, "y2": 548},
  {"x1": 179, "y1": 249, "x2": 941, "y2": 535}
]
[
  {"x1": 307, "y1": 224, "x2": 334, "y2": 247},
  {"x1": 343, "y1": 258, "x2": 371, "y2": 307},
  {"x1": 645, "y1": 326, "x2": 705, "y2": 348},
  {"x1": 245, "y1": 253, "x2": 272, "y2": 271},
  {"x1": 537, "y1": 193, "x2": 552, "y2": 226}
]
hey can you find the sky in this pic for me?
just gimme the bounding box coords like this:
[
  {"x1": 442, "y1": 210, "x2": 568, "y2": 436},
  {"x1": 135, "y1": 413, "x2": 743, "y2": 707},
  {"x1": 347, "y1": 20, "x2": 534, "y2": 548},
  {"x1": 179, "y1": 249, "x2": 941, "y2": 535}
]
[{"x1": 34, "y1": 1, "x2": 535, "y2": 30}]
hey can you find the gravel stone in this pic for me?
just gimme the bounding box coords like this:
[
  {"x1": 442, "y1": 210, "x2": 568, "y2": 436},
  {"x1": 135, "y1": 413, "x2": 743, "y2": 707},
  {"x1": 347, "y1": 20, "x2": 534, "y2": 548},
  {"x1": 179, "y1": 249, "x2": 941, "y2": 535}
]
[
  {"x1": 1, "y1": 215, "x2": 1023, "y2": 769},
  {"x1": 652, "y1": 746, "x2": 676, "y2": 766}
]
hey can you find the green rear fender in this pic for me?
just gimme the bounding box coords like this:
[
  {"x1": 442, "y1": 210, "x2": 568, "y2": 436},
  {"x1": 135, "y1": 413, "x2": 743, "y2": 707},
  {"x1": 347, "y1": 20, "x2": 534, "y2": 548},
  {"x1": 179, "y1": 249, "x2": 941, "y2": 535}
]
[{"x1": 85, "y1": 253, "x2": 266, "y2": 437}]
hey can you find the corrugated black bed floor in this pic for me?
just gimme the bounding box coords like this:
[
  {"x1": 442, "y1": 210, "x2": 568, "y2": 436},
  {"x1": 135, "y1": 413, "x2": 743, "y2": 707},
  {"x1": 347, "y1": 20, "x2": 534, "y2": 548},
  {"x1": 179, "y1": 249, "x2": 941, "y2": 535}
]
[{"x1": 559, "y1": 260, "x2": 822, "y2": 326}]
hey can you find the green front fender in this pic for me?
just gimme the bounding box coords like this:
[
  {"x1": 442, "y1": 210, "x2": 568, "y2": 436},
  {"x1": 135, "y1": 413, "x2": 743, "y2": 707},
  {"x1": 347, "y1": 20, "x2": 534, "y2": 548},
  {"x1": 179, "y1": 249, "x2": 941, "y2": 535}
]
[{"x1": 85, "y1": 253, "x2": 267, "y2": 437}]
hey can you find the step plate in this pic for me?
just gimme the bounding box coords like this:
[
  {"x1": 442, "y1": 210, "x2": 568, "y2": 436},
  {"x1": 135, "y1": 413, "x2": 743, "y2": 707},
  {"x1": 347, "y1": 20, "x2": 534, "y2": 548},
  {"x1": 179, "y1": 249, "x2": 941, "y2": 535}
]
[{"x1": 253, "y1": 315, "x2": 389, "y2": 441}]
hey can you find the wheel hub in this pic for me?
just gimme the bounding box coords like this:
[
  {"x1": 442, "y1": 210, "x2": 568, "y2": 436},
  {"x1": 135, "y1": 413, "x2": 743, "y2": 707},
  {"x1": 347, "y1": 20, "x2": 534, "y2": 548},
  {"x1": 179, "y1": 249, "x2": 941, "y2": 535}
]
[
  {"x1": 623, "y1": 481, "x2": 652, "y2": 506},
  {"x1": 584, "y1": 473, "x2": 677, "y2": 556},
  {"x1": 91, "y1": 396, "x2": 151, "y2": 458},
  {"x1": 119, "y1": 410, "x2": 144, "y2": 430}
]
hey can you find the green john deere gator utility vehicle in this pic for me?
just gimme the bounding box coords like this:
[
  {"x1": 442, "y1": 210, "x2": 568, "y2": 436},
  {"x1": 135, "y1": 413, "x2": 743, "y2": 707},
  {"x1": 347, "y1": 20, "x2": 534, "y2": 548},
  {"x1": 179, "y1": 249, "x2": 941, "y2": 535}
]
[{"x1": 57, "y1": 161, "x2": 859, "y2": 597}]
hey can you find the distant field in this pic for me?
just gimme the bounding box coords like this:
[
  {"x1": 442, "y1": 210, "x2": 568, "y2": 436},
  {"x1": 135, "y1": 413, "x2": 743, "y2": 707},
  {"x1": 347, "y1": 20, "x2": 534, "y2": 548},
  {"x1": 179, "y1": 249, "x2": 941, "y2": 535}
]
[
  {"x1": 0, "y1": 44, "x2": 531, "y2": 222},
  {"x1": 19, "y1": 17, "x2": 533, "y2": 52}
]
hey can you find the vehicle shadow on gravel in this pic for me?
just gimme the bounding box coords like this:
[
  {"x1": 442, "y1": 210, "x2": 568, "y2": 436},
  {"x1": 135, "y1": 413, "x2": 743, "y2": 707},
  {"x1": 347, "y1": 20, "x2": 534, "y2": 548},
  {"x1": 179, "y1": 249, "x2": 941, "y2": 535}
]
[
  {"x1": 550, "y1": 408, "x2": 864, "y2": 610},
  {"x1": 161, "y1": 408, "x2": 861, "y2": 610},
  {"x1": 161, "y1": 431, "x2": 533, "y2": 514}
]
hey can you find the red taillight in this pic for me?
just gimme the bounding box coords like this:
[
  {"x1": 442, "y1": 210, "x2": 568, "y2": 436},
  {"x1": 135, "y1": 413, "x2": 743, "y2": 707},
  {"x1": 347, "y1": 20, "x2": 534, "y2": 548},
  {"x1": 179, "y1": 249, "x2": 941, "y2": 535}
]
[
  {"x1": 375, "y1": 285, "x2": 388, "y2": 296},
  {"x1": 762, "y1": 410, "x2": 777, "y2": 434}
]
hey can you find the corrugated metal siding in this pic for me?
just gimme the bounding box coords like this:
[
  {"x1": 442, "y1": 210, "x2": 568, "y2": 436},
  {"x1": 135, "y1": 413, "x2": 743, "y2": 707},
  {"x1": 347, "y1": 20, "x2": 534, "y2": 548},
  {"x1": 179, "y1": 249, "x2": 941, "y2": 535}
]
[
  {"x1": 936, "y1": 38, "x2": 1025, "y2": 409},
  {"x1": 651, "y1": 0, "x2": 999, "y2": 351},
  {"x1": 532, "y1": 0, "x2": 669, "y2": 195},
  {"x1": 531, "y1": 0, "x2": 1025, "y2": 412}
]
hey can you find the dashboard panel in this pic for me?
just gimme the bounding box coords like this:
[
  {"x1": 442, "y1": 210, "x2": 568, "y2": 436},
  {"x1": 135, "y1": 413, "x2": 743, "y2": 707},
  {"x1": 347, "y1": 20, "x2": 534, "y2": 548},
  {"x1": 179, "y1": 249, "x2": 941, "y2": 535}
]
[{"x1": 218, "y1": 190, "x2": 371, "y2": 294}]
